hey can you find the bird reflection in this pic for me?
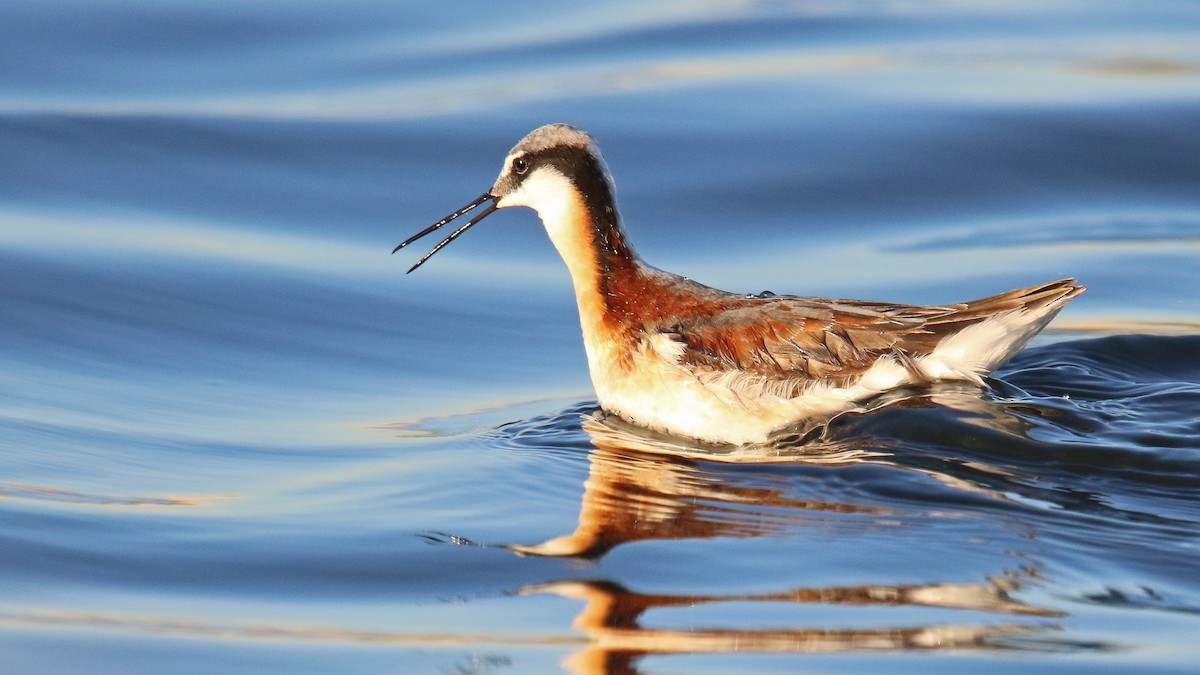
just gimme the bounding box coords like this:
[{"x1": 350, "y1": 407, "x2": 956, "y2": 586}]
[
  {"x1": 523, "y1": 576, "x2": 1062, "y2": 675},
  {"x1": 507, "y1": 420, "x2": 886, "y2": 559},
  {"x1": 500, "y1": 387, "x2": 1072, "y2": 673},
  {"x1": 508, "y1": 383, "x2": 1039, "y2": 559}
]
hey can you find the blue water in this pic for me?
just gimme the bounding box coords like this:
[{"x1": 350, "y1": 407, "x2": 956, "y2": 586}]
[{"x1": 2, "y1": 2, "x2": 1200, "y2": 673}]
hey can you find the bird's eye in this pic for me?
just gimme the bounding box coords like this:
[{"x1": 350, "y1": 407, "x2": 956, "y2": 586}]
[{"x1": 512, "y1": 157, "x2": 529, "y2": 175}]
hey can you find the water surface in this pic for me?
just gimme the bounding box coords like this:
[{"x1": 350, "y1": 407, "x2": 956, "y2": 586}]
[{"x1": 2, "y1": 2, "x2": 1200, "y2": 673}]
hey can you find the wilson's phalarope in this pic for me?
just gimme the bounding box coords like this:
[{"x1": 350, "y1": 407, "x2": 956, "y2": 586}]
[{"x1": 395, "y1": 123, "x2": 1084, "y2": 445}]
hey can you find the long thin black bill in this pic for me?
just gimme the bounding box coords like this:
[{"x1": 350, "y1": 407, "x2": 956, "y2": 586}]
[
  {"x1": 400, "y1": 198, "x2": 499, "y2": 274},
  {"x1": 392, "y1": 191, "x2": 492, "y2": 255},
  {"x1": 393, "y1": 191, "x2": 500, "y2": 273}
]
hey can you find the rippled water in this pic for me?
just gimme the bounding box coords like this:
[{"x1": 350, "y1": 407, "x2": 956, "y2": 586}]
[{"x1": 3, "y1": 2, "x2": 1200, "y2": 673}]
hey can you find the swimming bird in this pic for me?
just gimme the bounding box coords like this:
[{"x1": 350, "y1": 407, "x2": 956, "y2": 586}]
[{"x1": 394, "y1": 124, "x2": 1084, "y2": 445}]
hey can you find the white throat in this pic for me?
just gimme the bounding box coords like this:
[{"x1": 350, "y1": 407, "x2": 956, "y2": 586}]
[{"x1": 495, "y1": 166, "x2": 596, "y2": 287}]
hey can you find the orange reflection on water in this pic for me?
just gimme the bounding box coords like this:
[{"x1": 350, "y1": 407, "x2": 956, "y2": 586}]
[
  {"x1": 0, "y1": 481, "x2": 234, "y2": 508},
  {"x1": 525, "y1": 576, "x2": 1062, "y2": 675},
  {"x1": 504, "y1": 405, "x2": 1067, "y2": 673},
  {"x1": 508, "y1": 418, "x2": 888, "y2": 559}
]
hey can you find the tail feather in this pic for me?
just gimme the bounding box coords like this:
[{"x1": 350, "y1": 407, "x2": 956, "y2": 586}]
[
  {"x1": 930, "y1": 278, "x2": 1085, "y2": 328},
  {"x1": 914, "y1": 278, "x2": 1085, "y2": 382}
]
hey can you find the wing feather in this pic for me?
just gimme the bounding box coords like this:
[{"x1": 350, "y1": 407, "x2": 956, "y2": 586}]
[{"x1": 658, "y1": 278, "x2": 1083, "y2": 391}]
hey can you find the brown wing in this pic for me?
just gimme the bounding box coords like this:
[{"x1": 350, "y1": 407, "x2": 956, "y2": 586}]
[
  {"x1": 663, "y1": 278, "x2": 1083, "y2": 388},
  {"x1": 666, "y1": 298, "x2": 946, "y2": 387}
]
